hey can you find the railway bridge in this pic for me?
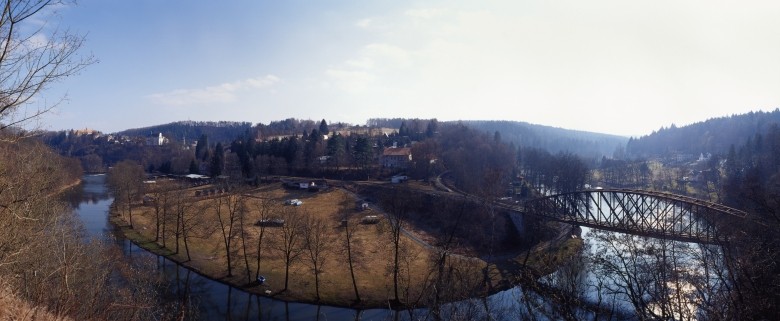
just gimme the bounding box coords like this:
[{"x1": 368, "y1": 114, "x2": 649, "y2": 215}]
[{"x1": 511, "y1": 189, "x2": 747, "y2": 244}]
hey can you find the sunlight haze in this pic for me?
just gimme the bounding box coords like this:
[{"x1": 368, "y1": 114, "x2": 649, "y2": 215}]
[{"x1": 38, "y1": 0, "x2": 780, "y2": 137}]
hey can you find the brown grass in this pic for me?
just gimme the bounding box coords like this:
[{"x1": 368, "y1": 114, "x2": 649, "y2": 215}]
[
  {"x1": 117, "y1": 182, "x2": 499, "y2": 308},
  {"x1": 0, "y1": 284, "x2": 70, "y2": 321}
]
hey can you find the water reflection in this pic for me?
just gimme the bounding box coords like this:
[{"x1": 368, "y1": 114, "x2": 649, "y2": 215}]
[
  {"x1": 529, "y1": 226, "x2": 729, "y2": 320},
  {"x1": 64, "y1": 174, "x2": 111, "y2": 205}
]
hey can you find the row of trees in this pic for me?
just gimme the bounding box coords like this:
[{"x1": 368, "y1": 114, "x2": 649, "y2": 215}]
[
  {"x1": 108, "y1": 159, "x2": 517, "y2": 310},
  {"x1": 108, "y1": 173, "x2": 353, "y2": 301},
  {"x1": 519, "y1": 147, "x2": 590, "y2": 194},
  {"x1": 598, "y1": 158, "x2": 651, "y2": 188},
  {"x1": 229, "y1": 127, "x2": 389, "y2": 179}
]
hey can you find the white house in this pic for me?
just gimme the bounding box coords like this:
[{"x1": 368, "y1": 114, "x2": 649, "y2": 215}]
[{"x1": 147, "y1": 133, "x2": 168, "y2": 146}]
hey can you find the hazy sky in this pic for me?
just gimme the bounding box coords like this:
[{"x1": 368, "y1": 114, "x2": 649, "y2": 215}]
[{"x1": 35, "y1": 0, "x2": 780, "y2": 137}]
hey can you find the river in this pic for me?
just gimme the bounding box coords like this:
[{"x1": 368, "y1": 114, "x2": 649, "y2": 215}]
[{"x1": 71, "y1": 175, "x2": 726, "y2": 320}]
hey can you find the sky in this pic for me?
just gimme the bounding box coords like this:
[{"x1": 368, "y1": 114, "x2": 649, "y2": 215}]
[{"x1": 30, "y1": 0, "x2": 780, "y2": 137}]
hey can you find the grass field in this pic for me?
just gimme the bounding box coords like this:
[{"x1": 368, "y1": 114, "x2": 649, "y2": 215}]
[{"x1": 115, "y1": 181, "x2": 505, "y2": 308}]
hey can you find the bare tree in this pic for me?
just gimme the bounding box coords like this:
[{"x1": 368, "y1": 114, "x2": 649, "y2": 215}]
[
  {"x1": 170, "y1": 187, "x2": 200, "y2": 261},
  {"x1": 252, "y1": 195, "x2": 277, "y2": 281},
  {"x1": 214, "y1": 194, "x2": 240, "y2": 277},
  {"x1": 381, "y1": 186, "x2": 417, "y2": 305},
  {"x1": 339, "y1": 192, "x2": 362, "y2": 302},
  {"x1": 158, "y1": 185, "x2": 172, "y2": 249},
  {"x1": 107, "y1": 160, "x2": 145, "y2": 229},
  {"x1": 302, "y1": 212, "x2": 333, "y2": 301},
  {"x1": 0, "y1": 0, "x2": 94, "y2": 132},
  {"x1": 275, "y1": 205, "x2": 305, "y2": 292},
  {"x1": 146, "y1": 180, "x2": 171, "y2": 242},
  {"x1": 425, "y1": 196, "x2": 474, "y2": 317},
  {"x1": 235, "y1": 195, "x2": 253, "y2": 284}
]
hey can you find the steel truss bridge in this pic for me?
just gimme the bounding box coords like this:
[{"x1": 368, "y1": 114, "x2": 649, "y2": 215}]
[{"x1": 521, "y1": 189, "x2": 747, "y2": 244}]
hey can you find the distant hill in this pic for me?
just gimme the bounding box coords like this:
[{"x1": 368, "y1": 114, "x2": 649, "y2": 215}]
[
  {"x1": 116, "y1": 120, "x2": 253, "y2": 144},
  {"x1": 457, "y1": 120, "x2": 628, "y2": 159},
  {"x1": 626, "y1": 109, "x2": 780, "y2": 158}
]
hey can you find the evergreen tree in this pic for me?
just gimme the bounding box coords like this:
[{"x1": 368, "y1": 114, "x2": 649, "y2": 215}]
[
  {"x1": 353, "y1": 136, "x2": 373, "y2": 178},
  {"x1": 319, "y1": 119, "x2": 329, "y2": 136},
  {"x1": 189, "y1": 159, "x2": 198, "y2": 174},
  {"x1": 399, "y1": 121, "x2": 409, "y2": 137},
  {"x1": 159, "y1": 160, "x2": 172, "y2": 174},
  {"x1": 327, "y1": 133, "x2": 346, "y2": 168},
  {"x1": 425, "y1": 119, "x2": 438, "y2": 138},
  {"x1": 210, "y1": 143, "x2": 225, "y2": 177},
  {"x1": 195, "y1": 134, "x2": 209, "y2": 160}
]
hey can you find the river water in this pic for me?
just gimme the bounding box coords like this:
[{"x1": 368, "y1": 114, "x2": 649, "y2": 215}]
[{"x1": 71, "y1": 175, "x2": 725, "y2": 320}]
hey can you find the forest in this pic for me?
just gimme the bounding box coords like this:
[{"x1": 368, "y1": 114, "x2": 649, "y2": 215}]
[{"x1": 626, "y1": 109, "x2": 780, "y2": 158}]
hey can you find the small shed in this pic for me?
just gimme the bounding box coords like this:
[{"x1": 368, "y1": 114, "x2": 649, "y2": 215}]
[{"x1": 360, "y1": 215, "x2": 380, "y2": 224}]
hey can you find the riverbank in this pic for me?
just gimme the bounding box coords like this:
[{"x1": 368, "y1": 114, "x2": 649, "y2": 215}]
[
  {"x1": 109, "y1": 183, "x2": 498, "y2": 309},
  {"x1": 109, "y1": 182, "x2": 583, "y2": 309}
]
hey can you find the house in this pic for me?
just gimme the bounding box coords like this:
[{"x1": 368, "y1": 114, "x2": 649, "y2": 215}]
[{"x1": 381, "y1": 147, "x2": 412, "y2": 168}]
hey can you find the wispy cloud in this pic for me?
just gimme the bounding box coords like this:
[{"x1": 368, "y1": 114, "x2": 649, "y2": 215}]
[
  {"x1": 147, "y1": 75, "x2": 280, "y2": 106},
  {"x1": 355, "y1": 18, "x2": 372, "y2": 29}
]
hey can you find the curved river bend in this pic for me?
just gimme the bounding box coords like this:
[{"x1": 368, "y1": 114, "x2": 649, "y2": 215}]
[
  {"x1": 73, "y1": 175, "x2": 722, "y2": 320},
  {"x1": 72, "y1": 175, "x2": 525, "y2": 320}
]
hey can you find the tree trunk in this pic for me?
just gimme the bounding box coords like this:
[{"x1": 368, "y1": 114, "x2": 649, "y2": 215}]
[
  {"x1": 392, "y1": 224, "x2": 400, "y2": 303},
  {"x1": 174, "y1": 209, "x2": 181, "y2": 254},
  {"x1": 345, "y1": 222, "x2": 361, "y2": 302},
  {"x1": 254, "y1": 228, "x2": 265, "y2": 280},
  {"x1": 240, "y1": 213, "x2": 251, "y2": 284},
  {"x1": 161, "y1": 205, "x2": 167, "y2": 248},
  {"x1": 314, "y1": 262, "x2": 321, "y2": 301},
  {"x1": 126, "y1": 192, "x2": 134, "y2": 229},
  {"x1": 154, "y1": 205, "x2": 161, "y2": 242},
  {"x1": 284, "y1": 256, "x2": 291, "y2": 291},
  {"x1": 182, "y1": 218, "x2": 191, "y2": 261}
]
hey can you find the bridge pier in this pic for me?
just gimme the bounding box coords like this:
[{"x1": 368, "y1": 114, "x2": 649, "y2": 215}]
[{"x1": 508, "y1": 211, "x2": 525, "y2": 236}]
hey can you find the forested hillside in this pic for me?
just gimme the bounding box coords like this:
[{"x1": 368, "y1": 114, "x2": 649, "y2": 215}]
[
  {"x1": 626, "y1": 109, "x2": 780, "y2": 158},
  {"x1": 458, "y1": 120, "x2": 627, "y2": 160},
  {"x1": 117, "y1": 120, "x2": 252, "y2": 144}
]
